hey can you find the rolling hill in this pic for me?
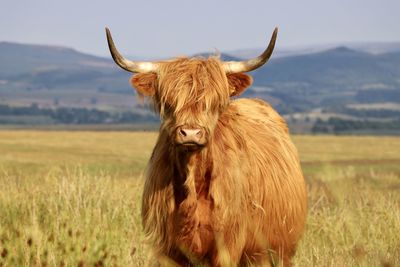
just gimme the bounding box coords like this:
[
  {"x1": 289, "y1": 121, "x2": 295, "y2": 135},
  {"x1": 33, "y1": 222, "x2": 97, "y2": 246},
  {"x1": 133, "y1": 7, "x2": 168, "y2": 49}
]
[
  {"x1": 0, "y1": 42, "x2": 114, "y2": 76},
  {"x1": 247, "y1": 47, "x2": 400, "y2": 110},
  {"x1": 1, "y1": 41, "x2": 400, "y2": 133}
]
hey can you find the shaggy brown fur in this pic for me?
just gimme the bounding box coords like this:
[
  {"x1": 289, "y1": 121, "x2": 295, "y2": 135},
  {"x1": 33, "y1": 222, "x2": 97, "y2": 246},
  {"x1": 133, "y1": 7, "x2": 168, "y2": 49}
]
[{"x1": 132, "y1": 57, "x2": 307, "y2": 266}]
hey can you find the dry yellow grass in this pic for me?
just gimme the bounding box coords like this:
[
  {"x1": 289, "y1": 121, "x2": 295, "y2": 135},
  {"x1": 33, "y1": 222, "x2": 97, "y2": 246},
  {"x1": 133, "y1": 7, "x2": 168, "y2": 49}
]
[{"x1": 0, "y1": 131, "x2": 399, "y2": 266}]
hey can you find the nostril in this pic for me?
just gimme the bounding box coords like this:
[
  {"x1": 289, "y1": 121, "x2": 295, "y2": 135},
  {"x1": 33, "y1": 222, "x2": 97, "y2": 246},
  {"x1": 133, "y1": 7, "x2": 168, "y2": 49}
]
[{"x1": 179, "y1": 129, "x2": 187, "y2": 137}]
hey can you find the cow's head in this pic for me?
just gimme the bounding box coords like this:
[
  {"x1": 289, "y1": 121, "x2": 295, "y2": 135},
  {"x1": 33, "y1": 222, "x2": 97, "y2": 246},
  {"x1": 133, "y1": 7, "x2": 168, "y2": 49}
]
[{"x1": 106, "y1": 28, "x2": 277, "y2": 151}]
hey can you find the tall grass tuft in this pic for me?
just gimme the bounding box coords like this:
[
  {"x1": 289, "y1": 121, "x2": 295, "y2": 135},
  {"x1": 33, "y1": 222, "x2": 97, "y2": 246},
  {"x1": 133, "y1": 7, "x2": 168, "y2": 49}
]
[
  {"x1": 295, "y1": 166, "x2": 400, "y2": 266},
  {"x1": 0, "y1": 166, "x2": 150, "y2": 266}
]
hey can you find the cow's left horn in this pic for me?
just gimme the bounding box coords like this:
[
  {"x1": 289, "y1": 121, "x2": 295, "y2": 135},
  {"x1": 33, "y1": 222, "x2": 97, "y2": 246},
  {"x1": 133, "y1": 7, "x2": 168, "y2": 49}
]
[
  {"x1": 105, "y1": 27, "x2": 158, "y2": 73},
  {"x1": 223, "y1": 27, "x2": 278, "y2": 73}
]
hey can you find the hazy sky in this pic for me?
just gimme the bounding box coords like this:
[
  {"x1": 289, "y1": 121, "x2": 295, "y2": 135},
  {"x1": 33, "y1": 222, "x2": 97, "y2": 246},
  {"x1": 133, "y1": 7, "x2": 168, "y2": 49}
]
[{"x1": 1, "y1": 0, "x2": 399, "y2": 58}]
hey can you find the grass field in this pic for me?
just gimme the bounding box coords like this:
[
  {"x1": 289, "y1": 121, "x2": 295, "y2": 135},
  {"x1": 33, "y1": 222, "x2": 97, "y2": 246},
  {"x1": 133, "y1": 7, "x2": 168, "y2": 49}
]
[{"x1": 0, "y1": 131, "x2": 399, "y2": 266}]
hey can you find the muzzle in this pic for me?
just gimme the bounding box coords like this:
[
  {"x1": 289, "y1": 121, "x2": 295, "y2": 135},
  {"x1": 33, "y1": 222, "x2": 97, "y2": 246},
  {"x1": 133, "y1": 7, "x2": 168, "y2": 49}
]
[{"x1": 175, "y1": 125, "x2": 207, "y2": 148}]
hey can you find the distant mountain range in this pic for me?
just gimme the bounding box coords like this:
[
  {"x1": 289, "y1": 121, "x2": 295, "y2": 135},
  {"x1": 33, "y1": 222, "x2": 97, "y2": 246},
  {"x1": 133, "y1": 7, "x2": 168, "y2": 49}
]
[
  {"x1": 1, "y1": 41, "x2": 400, "y2": 133},
  {"x1": 227, "y1": 41, "x2": 400, "y2": 59},
  {"x1": 0, "y1": 42, "x2": 113, "y2": 77},
  {"x1": 0, "y1": 41, "x2": 135, "y2": 110},
  {"x1": 248, "y1": 46, "x2": 400, "y2": 111}
]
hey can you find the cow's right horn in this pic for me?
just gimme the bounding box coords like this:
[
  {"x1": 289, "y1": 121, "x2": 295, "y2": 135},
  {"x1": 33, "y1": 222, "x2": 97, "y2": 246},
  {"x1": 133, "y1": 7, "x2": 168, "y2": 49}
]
[
  {"x1": 223, "y1": 27, "x2": 278, "y2": 73},
  {"x1": 106, "y1": 27, "x2": 158, "y2": 73}
]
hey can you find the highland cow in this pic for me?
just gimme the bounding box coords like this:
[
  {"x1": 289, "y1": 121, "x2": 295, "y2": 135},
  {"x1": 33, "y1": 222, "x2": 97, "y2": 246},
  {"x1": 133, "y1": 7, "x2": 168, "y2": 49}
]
[{"x1": 106, "y1": 27, "x2": 307, "y2": 266}]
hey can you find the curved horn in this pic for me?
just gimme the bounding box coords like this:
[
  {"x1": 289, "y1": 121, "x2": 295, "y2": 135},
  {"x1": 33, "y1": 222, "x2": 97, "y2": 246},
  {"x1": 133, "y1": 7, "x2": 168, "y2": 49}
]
[
  {"x1": 105, "y1": 27, "x2": 158, "y2": 73},
  {"x1": 223, "y1": 27, "x2": 278, "y2": 73}
]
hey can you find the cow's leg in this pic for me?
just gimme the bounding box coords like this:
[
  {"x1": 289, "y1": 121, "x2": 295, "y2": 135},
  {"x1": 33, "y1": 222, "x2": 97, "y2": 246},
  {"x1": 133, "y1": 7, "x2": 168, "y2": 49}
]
[
  {"x1": 239, "y1": 250, "x2": 274, "y2": 267},
  {"x1": 159, "y1": 250, "x2": 194, "y2": 267}
]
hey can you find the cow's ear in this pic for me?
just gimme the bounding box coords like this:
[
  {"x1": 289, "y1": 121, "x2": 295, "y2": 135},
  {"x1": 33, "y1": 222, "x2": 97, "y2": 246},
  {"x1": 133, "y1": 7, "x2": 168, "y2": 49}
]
[
  {"x1": 227, "y1": 73, "x2": 253, "y2": 96},
  {"x1": 130, "y1": 73, "x2": 157, "y2": 96}
]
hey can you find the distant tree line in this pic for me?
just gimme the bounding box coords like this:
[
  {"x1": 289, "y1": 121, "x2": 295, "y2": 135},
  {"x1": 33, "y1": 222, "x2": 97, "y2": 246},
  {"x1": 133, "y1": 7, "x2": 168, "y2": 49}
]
[
  {"x1": 312, "y1": 117, "x2": 400, "y2": 134},
  {"x1": 355, "y1": 89, "x2": 400, "y2": 103},
  {"x1": 322, "y1": 106, "x2": 400, "y2": 119},
  {"x1": 0, "y1": 104, "x2": 159, "y2": 124}
]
